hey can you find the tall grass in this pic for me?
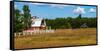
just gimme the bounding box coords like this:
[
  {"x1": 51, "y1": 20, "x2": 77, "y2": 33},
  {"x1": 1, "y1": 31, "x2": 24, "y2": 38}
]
[{"x1": 15, "y1": 28, "x2": 96, "y2": 49}]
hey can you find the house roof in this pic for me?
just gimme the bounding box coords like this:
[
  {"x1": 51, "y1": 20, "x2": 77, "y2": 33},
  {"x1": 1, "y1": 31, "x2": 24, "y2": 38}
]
[
  {"x1": 80, "y1": 23, "x2": 88, "y2": 28},
  {"x1": 31, "y1": 18, "x2": 44, "y2": 27}
]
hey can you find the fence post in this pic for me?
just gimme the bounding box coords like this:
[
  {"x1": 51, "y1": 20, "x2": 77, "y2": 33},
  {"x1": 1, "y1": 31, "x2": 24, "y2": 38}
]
[
  {"x1": 14, "y1": 33, "x2": 16, "y2": 37},
  {"x1": 18, "y1": 32, "x2": 21, "y2": 36}
]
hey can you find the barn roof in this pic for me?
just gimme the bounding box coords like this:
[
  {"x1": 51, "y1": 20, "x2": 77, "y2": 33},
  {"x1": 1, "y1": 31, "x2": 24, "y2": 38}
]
[{"x1": 31, "y1": 18, "x2": 43, "y2": 27}]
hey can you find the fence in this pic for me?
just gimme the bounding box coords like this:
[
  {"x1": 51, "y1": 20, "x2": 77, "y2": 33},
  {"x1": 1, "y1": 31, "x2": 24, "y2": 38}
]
[{"x1": 14, "y1": 29, "x2": 55, "y2": 37}]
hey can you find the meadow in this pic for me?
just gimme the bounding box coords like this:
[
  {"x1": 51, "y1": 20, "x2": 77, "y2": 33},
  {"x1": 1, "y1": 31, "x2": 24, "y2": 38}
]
[{"x1": 15, "y1": 28, "x2": 97, "y2": 49}]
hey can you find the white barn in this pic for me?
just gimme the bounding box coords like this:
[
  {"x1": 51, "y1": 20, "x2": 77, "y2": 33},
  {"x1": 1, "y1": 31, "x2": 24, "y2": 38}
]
[{"x1": 30, "y1": 17, "x2": 46, "y2": 30}]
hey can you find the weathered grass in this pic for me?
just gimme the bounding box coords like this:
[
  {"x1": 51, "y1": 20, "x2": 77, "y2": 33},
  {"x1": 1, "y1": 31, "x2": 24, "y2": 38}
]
[{"x1": 15, "y1": 28, "x2": 96, "y2": 49}]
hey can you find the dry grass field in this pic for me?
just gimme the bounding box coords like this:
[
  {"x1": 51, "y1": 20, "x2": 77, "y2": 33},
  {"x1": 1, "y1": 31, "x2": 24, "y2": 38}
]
[{"x1": 14, "y1": 28, "x2": 97, "y2": 49}]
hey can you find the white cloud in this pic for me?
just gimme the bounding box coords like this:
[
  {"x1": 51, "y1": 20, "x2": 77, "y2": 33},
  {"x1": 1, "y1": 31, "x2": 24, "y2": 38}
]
[
  {"x1": 30, "y1": 3, "x2": 69, "y2": 9},
  {"x1": 73, "y1": 7, "x2": 85, "y2": 14},
  {"x1": 30, "y1": 3, "x2": 45, "y2": 5},
  {"x1": 20, "y1": 11, "x2": 24, "y2": 14},
  {"x1": 14, "y1": 5, "x2": 17, "y2": 9},
  {"x1": 50, "y1": 4, "x2": 69, "y2": 8},
  {"x1": 89, "y1": 8, "x2": 96, "y2": 12}
]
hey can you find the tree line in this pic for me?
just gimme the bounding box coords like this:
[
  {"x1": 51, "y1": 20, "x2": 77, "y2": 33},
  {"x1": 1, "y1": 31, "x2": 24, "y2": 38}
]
[{"x1": 45, "y1": 14, "x2": 97, "y2": 29}]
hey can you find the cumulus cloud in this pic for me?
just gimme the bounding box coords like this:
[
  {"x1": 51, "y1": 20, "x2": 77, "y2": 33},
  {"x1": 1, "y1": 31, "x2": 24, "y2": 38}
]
[
  {"x1": 89, "y1": 8, "x2": 96, "y2": 12},
  {"x1": 73, "y1": 7, "x2": 85, "y2": 14}
]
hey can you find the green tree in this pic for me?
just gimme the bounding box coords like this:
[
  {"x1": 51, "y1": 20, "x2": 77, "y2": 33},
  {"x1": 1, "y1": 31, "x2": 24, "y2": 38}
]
[
  {"x1": 14, "y1": 9, "x2": 23, "y2": 32},
  {"x1": 77, "y1": 14, "x2": 82, "y2": 19},
  {"x1": 23, "y1": 5, "x2": 32, "y2": 30},
  {"x1": 67, "y1": 23, "x2": 72, "y2": 29}
]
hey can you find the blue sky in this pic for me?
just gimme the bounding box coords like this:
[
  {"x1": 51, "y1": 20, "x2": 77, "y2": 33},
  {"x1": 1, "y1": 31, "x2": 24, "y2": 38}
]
[{"x1": 15, "y1": 2, "x2": 97, "y2": 19}]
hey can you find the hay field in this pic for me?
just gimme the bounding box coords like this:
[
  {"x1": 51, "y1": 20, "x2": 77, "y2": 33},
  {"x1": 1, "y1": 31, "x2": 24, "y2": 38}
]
[{"x1": 14, "y1": 28, "x2": 97, "y2": 49}]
